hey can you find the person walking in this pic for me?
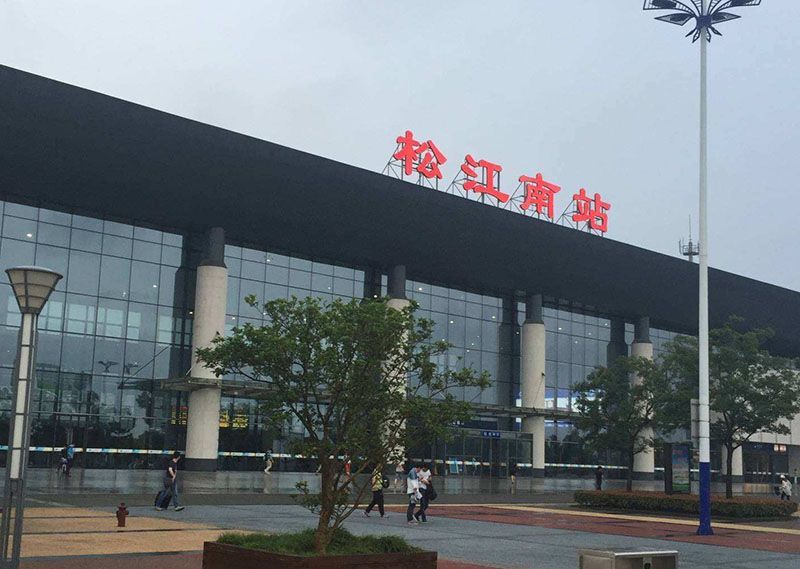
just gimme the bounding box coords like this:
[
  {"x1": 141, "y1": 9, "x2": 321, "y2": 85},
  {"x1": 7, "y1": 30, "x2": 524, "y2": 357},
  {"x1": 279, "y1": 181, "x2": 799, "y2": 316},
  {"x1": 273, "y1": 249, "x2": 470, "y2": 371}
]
[
  {"x1": 595, "y1": 465, "x2": 604, "y2": 491},
  {"x1": 509, "y1": 462, "x2": 518, "y2": 494},
  {"x1": 394, "y1": 461, "x2": 405, "y2": 493},
  {"x1": 780, "y1": 475, "x2": 793, "y2": 501},
  {"x1": 263, "y1": 451, "x2": 273, "y2": 473},
  {"x1": 156, "y1": 451, "x2": 185, "y2": 511},
  {"x1": 364, "y1": 468, "x2": 386, "y2": 518},
  {"x1": 414, "y1": 464, "x2": 432, "y2": 523},
  {"x1": 60, "y1": 444, "x2": 75, "y2": 477},
  {"x1": 406, "y1": 464, "x2": 421, "y2": 525}
]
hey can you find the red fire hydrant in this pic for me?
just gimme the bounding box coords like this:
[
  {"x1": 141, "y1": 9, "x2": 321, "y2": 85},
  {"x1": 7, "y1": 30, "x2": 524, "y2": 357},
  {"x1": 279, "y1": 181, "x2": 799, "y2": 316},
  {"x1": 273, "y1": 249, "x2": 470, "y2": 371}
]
[{"x1": 116, "y1": 503, "x2": 129, "y2": 527}]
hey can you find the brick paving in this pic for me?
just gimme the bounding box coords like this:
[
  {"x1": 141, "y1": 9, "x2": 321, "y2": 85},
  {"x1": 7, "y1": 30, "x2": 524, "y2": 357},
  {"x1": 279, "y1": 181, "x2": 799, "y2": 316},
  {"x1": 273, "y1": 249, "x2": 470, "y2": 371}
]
[
  {"x1": 20, "y1": 507, "x2": 500, "y2": 568},
  {"x1": 419, "y1": 504, "x2": 800, "y2": 555}
]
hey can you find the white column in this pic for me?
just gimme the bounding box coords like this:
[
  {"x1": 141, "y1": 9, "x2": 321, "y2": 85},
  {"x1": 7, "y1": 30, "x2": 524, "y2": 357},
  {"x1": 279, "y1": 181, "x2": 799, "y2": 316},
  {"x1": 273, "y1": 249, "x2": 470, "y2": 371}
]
[
  {"x1": 386, "y1": 265, "x2": 409, "y2": 464},
  {"x1": 631, "y1": 317, "x2": 655, "y2": 480},
  {"x1": 185, "y1": 228, "x2": 227, "y2": 471},
  {"x1": 521, "y1": 294, "x2": 546, "y2": 477},
  {"x1": 721, "y1": 445, "x2": 743, "y2": 479}
]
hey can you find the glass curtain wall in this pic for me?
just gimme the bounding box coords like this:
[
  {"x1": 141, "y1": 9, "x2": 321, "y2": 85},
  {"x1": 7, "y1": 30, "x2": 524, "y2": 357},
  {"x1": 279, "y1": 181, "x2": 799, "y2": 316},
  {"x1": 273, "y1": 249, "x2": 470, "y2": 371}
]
[{"x1": 0, "y1": 201, "x2": 192, "y2": 469}]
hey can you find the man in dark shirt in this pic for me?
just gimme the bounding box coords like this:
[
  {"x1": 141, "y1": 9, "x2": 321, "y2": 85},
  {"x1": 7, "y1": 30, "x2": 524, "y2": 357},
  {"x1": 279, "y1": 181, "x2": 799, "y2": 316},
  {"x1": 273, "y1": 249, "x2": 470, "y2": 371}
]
[
  {"x1": 595, "y1": 465, "x2": 604, "y2": 491},
  {"x1": 156, "y1": 451, "x2": 184, "y2": 511}
]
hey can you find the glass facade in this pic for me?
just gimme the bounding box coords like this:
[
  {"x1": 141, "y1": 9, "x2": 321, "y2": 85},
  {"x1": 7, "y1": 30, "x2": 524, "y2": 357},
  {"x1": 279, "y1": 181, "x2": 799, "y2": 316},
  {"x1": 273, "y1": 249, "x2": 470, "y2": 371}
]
[
  {"x1": 0, "y1": 201, "x2": 192, "y2": 468},
  {"x1": 0, "y1": 199, "x2": 694, "y2": 474}
]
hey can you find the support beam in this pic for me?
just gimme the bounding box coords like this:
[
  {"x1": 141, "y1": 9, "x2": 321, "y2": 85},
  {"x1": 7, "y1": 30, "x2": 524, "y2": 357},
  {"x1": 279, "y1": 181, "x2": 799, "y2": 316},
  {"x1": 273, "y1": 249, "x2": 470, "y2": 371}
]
[
  {"x1": 521, "y1": 294, "x2": 546, "y2": 478},
  {"x1": 185, "y1": 227, "x2": 227, "y2": 471},
  {"x1": 631, "y1": 316, "x2": 655, "y2": 480}
]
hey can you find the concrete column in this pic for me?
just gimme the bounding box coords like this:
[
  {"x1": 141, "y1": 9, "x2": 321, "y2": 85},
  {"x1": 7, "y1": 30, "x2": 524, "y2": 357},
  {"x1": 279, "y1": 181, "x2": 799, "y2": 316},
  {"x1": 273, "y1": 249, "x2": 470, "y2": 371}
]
[
  {"x1": 631, "y1": 316, "x2": 655, "y2": 480},
  {"x1": 721, "y1": 445, "x2": 744, "y2": 483},
  {"x1": 386, "y1": 265, "x2": 409, "y2": 463},
  {"x1": 606, "y1": 317, "x2": 627, "y2": 365},
  {"x1": 386, "y1": 265, "x2": 411, "y2": 312},
  {"x1": 185, "y1": 227, "x2": 227, "y2": 471},
  {"x1": 521, "y1": 294, "x2": 546, "y2": 478}
]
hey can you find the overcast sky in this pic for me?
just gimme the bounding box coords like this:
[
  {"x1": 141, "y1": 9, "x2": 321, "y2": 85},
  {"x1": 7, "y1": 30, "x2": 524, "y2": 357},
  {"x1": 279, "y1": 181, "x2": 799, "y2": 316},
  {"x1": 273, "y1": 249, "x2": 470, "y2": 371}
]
[{"x1": 2, "y1": 1, "x2": 797, "y2": 291}]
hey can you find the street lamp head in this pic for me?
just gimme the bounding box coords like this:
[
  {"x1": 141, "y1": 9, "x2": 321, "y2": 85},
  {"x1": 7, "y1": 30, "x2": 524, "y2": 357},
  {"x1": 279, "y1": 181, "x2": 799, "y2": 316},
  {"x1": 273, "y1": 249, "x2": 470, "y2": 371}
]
[
  {"x1": 5, "y1": 266, "x2": 63, "y2": 315},
  {"x1": 643, "y1": 0, "x2": 762, "y2": 42}
]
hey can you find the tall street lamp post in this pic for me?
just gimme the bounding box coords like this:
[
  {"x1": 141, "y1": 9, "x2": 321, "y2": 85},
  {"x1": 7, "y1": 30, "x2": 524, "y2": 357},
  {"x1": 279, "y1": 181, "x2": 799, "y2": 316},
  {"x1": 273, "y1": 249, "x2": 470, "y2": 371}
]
[
  {"x1": 0, "y1": 267, "x2": 62, "y2": 568},
  {"x1": 642, "y1": 0, "x2": 762, "y2": 536}
]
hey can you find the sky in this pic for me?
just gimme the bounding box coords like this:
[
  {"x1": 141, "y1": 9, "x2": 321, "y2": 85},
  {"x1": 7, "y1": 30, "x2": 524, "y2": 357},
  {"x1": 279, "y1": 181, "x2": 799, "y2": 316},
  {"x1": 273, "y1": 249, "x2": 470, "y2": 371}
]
[{"x1": 1, "y1": 1, "x2": 798, "y2": 291}]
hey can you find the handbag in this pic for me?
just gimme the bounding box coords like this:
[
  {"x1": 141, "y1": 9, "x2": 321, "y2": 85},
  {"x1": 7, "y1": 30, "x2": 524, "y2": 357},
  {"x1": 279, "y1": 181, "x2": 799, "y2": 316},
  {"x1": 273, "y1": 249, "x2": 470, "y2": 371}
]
[{"x1": 427, "y1": 483, "x2": 438, "y2": 502}]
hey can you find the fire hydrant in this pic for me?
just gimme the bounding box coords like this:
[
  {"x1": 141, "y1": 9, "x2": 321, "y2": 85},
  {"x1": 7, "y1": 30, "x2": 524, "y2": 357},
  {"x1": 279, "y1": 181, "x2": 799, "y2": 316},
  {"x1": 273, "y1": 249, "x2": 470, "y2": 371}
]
[{"x1": 116, "y1": 503, "x2": 129, "y2": 528}]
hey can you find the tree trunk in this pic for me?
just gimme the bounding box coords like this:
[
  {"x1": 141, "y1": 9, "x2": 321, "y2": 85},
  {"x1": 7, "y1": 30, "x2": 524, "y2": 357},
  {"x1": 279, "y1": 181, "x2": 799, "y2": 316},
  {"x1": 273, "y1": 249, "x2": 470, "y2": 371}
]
[
  {"x1": 626, "y1": 447, "x2": 634, "y2": 492},
  {"x1": 314, "y1": 461, "x2": 335, "y2": 555},
  {"x1": 725, "y1": 443, "x2": 734, "y2": 500}
]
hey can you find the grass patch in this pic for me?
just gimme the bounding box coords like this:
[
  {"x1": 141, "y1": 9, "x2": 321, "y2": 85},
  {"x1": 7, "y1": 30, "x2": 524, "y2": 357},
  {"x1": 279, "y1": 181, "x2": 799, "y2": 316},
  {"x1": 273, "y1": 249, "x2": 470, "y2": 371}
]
[{"x1": 217, "y1": 528, "x2": 421, "y2": 556}]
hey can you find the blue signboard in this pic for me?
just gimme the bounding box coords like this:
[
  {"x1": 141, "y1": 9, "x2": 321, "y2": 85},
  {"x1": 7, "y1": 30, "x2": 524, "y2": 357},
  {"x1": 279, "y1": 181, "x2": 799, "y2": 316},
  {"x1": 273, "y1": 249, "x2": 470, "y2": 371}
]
[{"x1": 481, "y1": 430, "x2": 501, "y2": 438}]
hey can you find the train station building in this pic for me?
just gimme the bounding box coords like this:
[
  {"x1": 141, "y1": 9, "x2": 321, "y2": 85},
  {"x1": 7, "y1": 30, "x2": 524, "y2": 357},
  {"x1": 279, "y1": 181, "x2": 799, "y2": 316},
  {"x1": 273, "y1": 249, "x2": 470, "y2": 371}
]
[{"x1": 1, "y1": 65, "x2": 799, "y2": 485}]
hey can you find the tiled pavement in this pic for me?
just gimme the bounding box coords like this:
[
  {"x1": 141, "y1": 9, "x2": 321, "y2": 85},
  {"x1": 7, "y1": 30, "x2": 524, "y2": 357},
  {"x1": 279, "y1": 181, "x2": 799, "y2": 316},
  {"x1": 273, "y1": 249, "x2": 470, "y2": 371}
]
[
  {"x1": 18, "y1": 498, "x2": 800, "y2": 568},
  {"x1": 20, "y1": 506, "x2": 500, "y2": 568}
]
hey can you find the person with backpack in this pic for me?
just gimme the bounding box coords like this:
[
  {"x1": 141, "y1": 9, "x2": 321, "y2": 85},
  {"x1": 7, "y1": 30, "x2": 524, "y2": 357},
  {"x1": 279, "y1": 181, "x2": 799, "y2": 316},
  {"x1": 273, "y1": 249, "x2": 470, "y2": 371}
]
[
  {"x1": 364, "y1": 467, "x2": 388, "y2": 518},
  {"x1": 155, "y1": 451, "x2": 185, "y2": 511}
]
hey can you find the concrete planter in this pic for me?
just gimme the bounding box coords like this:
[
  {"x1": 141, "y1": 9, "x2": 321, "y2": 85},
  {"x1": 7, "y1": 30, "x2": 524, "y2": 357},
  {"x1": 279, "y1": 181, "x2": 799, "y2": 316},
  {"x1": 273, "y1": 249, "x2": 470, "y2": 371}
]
[{"x1": 203, "y1": 541, "x2": 437, "y2": 568}]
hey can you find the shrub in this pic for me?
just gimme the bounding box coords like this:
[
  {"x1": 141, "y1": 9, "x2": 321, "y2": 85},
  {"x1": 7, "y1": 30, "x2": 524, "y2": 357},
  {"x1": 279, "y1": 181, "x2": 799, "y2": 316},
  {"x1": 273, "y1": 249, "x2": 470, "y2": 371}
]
[
  {"x1": 217, "y1": 528, "x2": 420, "y2": 556},
  {"x1": 574, "y1": 490, "x2": 798, "y2": 518}
]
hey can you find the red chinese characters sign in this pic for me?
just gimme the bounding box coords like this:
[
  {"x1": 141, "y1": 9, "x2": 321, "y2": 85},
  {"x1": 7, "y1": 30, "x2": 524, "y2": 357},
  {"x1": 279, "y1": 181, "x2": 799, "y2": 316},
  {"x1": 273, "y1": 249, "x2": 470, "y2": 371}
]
[
  {"x1": 393, "y1": 130, "x2": 447, "y2": 180},
  {"x1": 385, "y1": 129, "x2": 612, "y2": 235}
]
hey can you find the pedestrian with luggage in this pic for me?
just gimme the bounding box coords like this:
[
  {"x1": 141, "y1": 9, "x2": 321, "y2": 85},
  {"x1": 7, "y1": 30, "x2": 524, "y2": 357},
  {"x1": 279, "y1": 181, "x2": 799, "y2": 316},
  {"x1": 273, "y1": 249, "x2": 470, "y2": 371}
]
[{"x1": 156, "y1": 451, "x2": 185, "y2": 511}]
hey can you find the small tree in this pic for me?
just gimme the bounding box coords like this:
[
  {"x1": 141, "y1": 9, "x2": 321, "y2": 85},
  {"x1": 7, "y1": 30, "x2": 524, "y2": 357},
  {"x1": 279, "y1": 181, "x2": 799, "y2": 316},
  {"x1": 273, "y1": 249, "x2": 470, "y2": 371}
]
[
  {"x1": 573, "y1": 356, "x2": 675, "y2": 491},
  {"x1": 662, "y1": 318, "x2": 800, "y2": 498},
  {"x1": 197, "y1": 296, "x2": 489, "y2": 554}
]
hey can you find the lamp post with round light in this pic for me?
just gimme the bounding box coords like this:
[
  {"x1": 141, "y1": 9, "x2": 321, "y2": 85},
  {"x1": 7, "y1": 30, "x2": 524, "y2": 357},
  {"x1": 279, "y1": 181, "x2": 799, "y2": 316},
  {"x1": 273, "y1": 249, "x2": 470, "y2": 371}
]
[
  {"x1": 642, "y1": 0, "x2": 762, "y2": 537},
  {"x1": 0, "y1": 266, "x2": 62, "y2": 568}
]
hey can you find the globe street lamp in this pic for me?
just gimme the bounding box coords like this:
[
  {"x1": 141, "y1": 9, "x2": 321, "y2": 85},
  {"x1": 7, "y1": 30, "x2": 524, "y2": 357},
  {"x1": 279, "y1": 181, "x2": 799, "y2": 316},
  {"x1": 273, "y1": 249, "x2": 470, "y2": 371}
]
[
  {"x1": 642, "y1": 0, "x2": 762, "y2": 537},
  {"x1": 0, "y1": 266, "x2": 62, "y2": 568}
]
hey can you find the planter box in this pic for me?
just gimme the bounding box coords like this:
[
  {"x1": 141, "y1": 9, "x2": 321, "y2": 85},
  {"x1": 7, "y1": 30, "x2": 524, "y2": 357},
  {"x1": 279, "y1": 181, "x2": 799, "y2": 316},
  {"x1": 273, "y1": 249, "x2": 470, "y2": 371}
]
[{"x1": 203, "y1": 541, "x2": 437, "y2": 569}]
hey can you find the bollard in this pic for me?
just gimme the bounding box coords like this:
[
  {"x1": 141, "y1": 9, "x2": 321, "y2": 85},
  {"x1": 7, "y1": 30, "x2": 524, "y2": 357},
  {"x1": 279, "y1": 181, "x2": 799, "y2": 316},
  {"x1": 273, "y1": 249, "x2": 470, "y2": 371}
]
[{"x1": 116, "y1": 503, "x2": 129, "y2": 528}]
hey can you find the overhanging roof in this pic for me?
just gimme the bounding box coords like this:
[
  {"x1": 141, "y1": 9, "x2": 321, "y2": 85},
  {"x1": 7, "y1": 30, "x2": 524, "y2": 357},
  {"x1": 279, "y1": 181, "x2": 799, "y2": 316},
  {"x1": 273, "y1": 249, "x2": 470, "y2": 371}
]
[{"x1": 1, "y1": 65, "x2": 799, "y2": 356}]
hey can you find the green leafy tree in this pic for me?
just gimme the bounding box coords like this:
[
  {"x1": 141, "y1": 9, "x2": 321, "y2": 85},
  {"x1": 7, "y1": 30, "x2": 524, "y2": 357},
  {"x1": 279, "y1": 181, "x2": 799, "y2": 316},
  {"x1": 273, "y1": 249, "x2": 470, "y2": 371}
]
[
  {"x1": 662, "y1": 318, "x2": 800, "y2": 498},
  {"x1": 197, "y1": 296, "x2": 489, "y2": 554},
  {"x1": 573, "y1": 356, "x2": 676, "y2": 491}
]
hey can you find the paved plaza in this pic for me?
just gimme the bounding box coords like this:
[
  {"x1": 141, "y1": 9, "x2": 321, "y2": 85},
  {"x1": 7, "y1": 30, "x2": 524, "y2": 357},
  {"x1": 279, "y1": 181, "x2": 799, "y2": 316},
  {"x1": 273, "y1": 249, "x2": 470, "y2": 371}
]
[{"x1": 21, "y1": 489, "x2": 800, "y2": 569}]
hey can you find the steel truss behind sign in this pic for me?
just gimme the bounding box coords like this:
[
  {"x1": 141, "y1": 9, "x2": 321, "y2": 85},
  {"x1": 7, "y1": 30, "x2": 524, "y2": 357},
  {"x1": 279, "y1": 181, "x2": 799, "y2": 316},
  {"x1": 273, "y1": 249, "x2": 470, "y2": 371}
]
[{"x1": 382, "y1": 129, "x2": 611, "y2": 236}]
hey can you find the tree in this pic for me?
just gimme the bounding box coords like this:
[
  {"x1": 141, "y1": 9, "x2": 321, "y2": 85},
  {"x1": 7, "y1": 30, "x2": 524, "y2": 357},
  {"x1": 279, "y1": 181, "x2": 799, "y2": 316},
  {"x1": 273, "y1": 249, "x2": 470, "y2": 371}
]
[
  {"x1": 573, "y1": 356, "x2": 675, "y2": 492},
  {"x1": 662, "y1": 318, "x2": 800, "y2": 498},
  {"x1": 197, "y1": 295, "x2": 489, "y2": 554}
]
